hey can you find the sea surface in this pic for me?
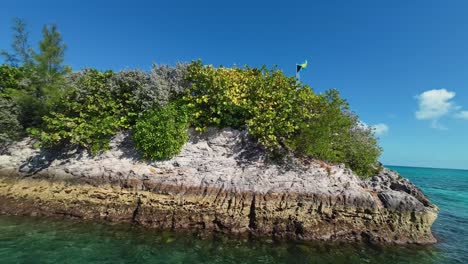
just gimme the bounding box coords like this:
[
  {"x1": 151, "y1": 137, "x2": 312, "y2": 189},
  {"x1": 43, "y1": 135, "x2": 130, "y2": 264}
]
[{"x1": 0, "y1": 165, "x2": 466, "y2": 264}]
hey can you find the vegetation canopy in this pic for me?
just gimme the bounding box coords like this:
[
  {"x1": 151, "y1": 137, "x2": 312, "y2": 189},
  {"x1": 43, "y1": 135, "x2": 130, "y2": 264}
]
[{"x1": 0, "y1": 19, "x2": 382, "y2": 177}]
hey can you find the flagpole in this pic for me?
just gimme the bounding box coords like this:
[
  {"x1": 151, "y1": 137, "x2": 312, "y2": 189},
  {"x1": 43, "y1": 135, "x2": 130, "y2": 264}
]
[{"x1": 296, "y1": 65, "x2": 300, "y2": 81}]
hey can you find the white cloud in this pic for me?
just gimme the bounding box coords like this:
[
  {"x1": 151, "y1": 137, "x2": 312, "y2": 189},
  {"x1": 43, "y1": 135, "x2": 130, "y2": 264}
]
[
  {"x1": 371, "y1": 123, "x2": 389, "y2": 136},
  {"x1": 415, "y1": 89, "x2": 457, "y2": 120},
  {"x1": 455, "y1": 111, "x2": 468, "y2": 120},
  {"x1": 413, "y1": 89, "x2": 468, "y2": 129}
]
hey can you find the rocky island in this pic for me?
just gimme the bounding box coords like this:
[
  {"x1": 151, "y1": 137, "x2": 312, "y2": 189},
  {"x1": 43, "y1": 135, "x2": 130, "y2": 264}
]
[
  {"x1": 0, "y1": 53, "x2": 439, "y2": 245},
  {"x1": 0, "y1": 128, "x2": 438, "y2": 244}
]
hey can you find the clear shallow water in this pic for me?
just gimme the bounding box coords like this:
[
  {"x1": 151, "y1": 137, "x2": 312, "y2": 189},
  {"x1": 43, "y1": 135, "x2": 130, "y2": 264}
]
[
  {"x1": 387, "y1": 166, "x2": 468, "y2": 264},
  {"x1": 0, "y1": 166, "x2": 466, "y2": 264}
]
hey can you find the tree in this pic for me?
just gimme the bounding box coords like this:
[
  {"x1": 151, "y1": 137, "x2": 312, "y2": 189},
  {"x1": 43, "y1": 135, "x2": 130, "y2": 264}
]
[
  {"x1": 33, "y1": 23, "x2": 68, "y2": 86},
  {"x1": 0, "y1": 18, "x2": 33, "y2": 67},
  {"x1": 31, "y1": 23, "x2": 70, "y2": 116}
]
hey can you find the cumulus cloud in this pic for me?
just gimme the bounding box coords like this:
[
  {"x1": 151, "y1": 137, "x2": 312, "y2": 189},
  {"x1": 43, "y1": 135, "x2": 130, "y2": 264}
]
[
  {"x1": 371, "y1": 123, "x2": 389, "y2": 136},
  {"x1": 414, "y1": 89, "x2": 468, "y2": 129},
  {"x1": 415, "y1": 89, "x2": 458, "y2": 120},
  {"x1": 455, "y1": 111, "x2": 468, "y2": 120}
]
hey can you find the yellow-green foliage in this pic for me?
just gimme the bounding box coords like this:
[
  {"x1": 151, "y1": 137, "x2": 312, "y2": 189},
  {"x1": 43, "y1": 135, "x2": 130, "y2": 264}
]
[
  {"x1": 2, "y1": 59, "x2": 381, "y2": 177},
  {"x1": 184, "y1": 61, "x2": 381, "y2": 177},
  {"x1": 184, "y1": 61, "x2": 253, "y2": 130},
  {"x1": 185, "y1": 60, "x2": 319, "y2": 148},
  {"x1": 244, "y1": 68, "x2": 320, "y2": 147}
]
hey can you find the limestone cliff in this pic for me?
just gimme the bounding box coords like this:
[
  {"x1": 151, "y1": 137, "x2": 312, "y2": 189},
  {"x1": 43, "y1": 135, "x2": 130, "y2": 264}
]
[{"x1": 0, "y1": 128, "x2": 438, "y2": 244}]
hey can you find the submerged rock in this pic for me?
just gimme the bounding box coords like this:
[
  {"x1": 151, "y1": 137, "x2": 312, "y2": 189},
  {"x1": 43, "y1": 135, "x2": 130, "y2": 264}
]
[{"x1": 0, "y1": 128, "x2": 438, "y2": 244}]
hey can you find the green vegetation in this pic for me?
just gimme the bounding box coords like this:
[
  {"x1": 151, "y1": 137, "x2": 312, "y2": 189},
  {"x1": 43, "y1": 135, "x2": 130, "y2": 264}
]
[
  {"x1": 0, "y1": 97, "x2": 22, "y2": 147},
  {"x1": 0, "y1": 18, "x2": 69, "y2": 131},
  {"x1": 31, "y1": 69, "x2": 123, "y2": 154},
  {"x1": 0, "y1": 19, "x2": 382, "y2": 177},
  {"x1": 288, "y1": 89, "x2": 381, "y2": 176},
  {"x1": 0, "y1": 18, "x2": 33, "y2": 67},
  {"x1": 133, "y1": 102, "x2": 189, "y2": 160},
  {"x1": 184, "y1": 62, "x2": 381, "y2": 176},
  {"x1": 184, "y1": 61, "x2": 314, "y2": 148}
]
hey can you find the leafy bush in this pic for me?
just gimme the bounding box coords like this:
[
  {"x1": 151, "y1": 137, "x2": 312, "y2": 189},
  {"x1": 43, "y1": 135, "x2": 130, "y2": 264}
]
[
  {"x1": 32, "y1": 64, "x2": 191, "y2": 155},
  {"x1": 288, "y1": 89, "x2": 352, "y2": 162},
  {"x1": 0, "y1": 64, "x2": 43, "y2": 128},
  {"x1": 0, "y1": 60, "x2": 67, "y2": 130},
  {"x1": 0, "y1": 64, "x2": 25, "y2": 93},
  {"x1": 184, "y1": 61, "x2": 317, "y2": 147},
  {"x1": 133, "y1": 102, "x2": 189, "y2": 160},
  {"x1": 288, "y1": 89, "x2": 381, "y2": 177},
  {"x1": 135, "y1": 63, "x2": 189, "y2": 110},
  {"x1": 343, "y1": 122, "x2": 382, "y2": 177},
  {"x1": 0, "y1": 97, "x2": 22, "y2": 147},
  {"x1": 109, "y1": 70, "x2": 149, "y2": 125},
  {"x1": 33, "y1": 69, "x2": 124, "y2": 154},
  {"x1": 243, "y1": 68, "x2": 318, "y2": 148},
  {"x1": 185, "y1": 61, "x2": 381, "y2": 177},
  {"x1": 184, "y1": 61, "x2": 252, "y2": 130}
]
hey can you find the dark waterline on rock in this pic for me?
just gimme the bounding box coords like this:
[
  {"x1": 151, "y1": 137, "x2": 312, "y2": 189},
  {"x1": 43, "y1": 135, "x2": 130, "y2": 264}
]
[{"x1": 0, "y1": 166, "x2": 466, "y2": 264}]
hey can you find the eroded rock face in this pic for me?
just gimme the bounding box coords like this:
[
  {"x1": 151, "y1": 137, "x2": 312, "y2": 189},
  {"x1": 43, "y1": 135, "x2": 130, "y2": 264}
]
[{"x1": 0, "y1": 128, "x2": 438, "y2": 244}]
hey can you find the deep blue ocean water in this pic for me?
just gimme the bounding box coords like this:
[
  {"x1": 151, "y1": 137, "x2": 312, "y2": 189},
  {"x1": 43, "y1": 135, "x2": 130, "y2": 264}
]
[{"x1": 0, "y1": 166, "x2": 466, "y2": 264}]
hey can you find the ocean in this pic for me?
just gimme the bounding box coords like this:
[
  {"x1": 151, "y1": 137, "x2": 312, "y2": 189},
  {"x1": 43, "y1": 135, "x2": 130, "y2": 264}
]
[{"x1": 0, "y1": 166, "x2": 466, "y2": 264}]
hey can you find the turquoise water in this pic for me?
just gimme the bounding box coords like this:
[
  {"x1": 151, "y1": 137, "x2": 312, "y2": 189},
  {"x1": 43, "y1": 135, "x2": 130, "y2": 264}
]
[
  {"x1": 0, "y1": 166, "x2": 466, "y2": 264},
  {"x1": 387, "y1": 166, "x2": 468, "y2": 264}
]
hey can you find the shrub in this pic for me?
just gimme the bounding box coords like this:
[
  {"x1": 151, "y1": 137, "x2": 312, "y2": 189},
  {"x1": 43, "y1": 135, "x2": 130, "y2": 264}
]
[
  {"x1": 288, "y1": 89, "x2": 353, "y2": 162},
  {"x1": 0, "y1": 64, "x2": 67, "y2": 129},
  {"x1": 184, "y1": 61, "x2": 253, "y2": 130},
  {"x1": 243, "y1": 67, "x2": 317, "y2": 148},
  {"x1": 4, "y1": 88, "x2": 45, "y2": 128},
  {"x1": 184, "y1": 61, "x2": 316, "y2": 148},
  {"x1": 343, "y1": 121, "x2": 382, "y2": 177},
  {"x1": 33, "y1": 69, "x2": 124, "y2": 154},
  {"x1": 32, "y1": 65, "x2": 191, "y2": 155},
  {"x1": 185, "y1": 61, "x2": 381, "y2": 177},
  {"x1": 133, "y1": 102, "x2": 189, "y2": 160},
  {"x1": 0, "y1": 64, "x2": 25, "y2": 93},
  {"x1": 0, "y1": 64, "x2": 44, "y2": 128},
  {"x1": 135, "y1": 63, "x2": 189, "y2": 111},
  {"x1": 0, "y1": 97, "x2": 22, "y2": 147},
  {"x1": 288, "y1": 89, "x2": 381, "y2": 177},
  {"x1": 109, "y1": 69, "x2": 149, "y2": 125}
]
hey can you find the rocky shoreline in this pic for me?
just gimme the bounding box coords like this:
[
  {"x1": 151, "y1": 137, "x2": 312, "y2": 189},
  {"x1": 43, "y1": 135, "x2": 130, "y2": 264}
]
[{"x1": 0, "y1": 128, "x2": 438, "y2": 244}]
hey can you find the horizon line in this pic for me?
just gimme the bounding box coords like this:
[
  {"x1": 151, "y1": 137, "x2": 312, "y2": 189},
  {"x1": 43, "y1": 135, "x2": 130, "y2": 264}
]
[{"x1": 385, "y1": 164, "x2": 468, "y2": 172}]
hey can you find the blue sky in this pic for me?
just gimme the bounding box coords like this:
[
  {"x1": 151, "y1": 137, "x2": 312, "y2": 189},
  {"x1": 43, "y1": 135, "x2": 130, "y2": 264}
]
[{"x1": 1, "y1": 0, "x2": 468, "y2": 169}]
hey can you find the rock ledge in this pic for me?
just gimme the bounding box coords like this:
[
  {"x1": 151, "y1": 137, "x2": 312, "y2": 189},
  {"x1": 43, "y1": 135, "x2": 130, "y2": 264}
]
[{"x1": 0, "y1": 128, "x2": 438, "y2": 244}]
